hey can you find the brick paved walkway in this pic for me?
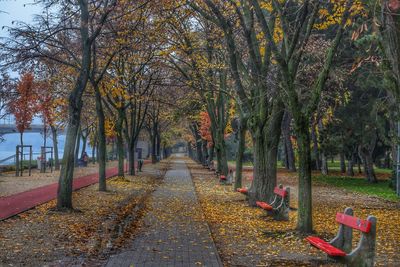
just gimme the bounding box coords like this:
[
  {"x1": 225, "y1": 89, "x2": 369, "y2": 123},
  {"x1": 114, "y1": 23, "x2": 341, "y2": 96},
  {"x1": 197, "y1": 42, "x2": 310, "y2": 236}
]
[{"x1": 106, "y1": 159, "x2": 222, "y2": 267}]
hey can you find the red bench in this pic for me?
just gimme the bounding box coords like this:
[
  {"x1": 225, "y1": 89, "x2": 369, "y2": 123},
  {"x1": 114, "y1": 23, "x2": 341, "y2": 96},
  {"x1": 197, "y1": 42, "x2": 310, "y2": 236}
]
[
  {"x1": 219, "y1": 169, "x2": 233, "y2": 185},
  {"x1": 255, "y1": 185, "x2": 290, "y2": 221},
  {"x1": 236, "y1": 188, "x2": 248, "y2": 194},
  {"x1": 306, "y1": 207, "x2": 377, "y2": 266}
]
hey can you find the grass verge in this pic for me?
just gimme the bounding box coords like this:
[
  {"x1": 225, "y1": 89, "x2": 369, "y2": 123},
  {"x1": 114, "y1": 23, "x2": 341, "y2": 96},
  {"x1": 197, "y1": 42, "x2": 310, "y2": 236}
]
[{"x1": 314, "y1": 175, "x2": 399, "y2": 201}]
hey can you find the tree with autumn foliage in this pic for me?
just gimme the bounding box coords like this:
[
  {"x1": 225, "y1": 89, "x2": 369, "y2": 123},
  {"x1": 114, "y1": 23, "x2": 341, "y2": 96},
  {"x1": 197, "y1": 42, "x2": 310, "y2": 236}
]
[
  {"x1": 199, "y1": 111, "x2": 213, "y2": 145},
  {"x1": 9, "y1": 72, "x2": 38, "y2": 175}
]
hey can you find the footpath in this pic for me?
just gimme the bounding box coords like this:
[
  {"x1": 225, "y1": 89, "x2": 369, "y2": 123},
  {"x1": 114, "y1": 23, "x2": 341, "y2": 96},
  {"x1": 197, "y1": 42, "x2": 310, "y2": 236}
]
[{"x1": 106, "y1": 158, "x2": 222, "y2": 267}]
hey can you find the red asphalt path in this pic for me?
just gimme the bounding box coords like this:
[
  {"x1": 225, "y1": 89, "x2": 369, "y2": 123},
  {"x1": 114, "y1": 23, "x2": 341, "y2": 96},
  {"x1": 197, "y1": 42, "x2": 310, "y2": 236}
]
[{"x1": 0, "y1": 161, "x2": 150, "y2": 221}]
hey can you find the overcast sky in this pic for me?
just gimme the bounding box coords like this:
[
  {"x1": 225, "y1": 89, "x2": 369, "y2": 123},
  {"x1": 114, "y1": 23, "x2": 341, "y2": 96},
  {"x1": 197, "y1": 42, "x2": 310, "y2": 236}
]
[{"x1": 0, "y1": 0, "x2": 42, "y2": 39}]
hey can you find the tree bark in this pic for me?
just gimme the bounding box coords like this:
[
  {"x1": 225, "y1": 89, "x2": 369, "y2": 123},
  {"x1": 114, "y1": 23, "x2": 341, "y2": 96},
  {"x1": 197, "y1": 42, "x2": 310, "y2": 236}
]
[
  {"x1": 296, "y1": 123, "x2": 313, "y2": 233},
  {"x1": 151, "y1": 125, "x2": 157, "y2": 164},
  {"x1": 234, "y1": 116, "x2": 248, "y2": 190},
  {"x1": 57, "y1": 0, "x2": 92, "y2": 210},
  {"x1": 51, "y1": 126, "x2": 60, "y2": 171},
  {"x1": 116, "y1": 109, "x2": 125, "y2": 177},
  {"x1": 74, "y1": 126, "x2": 81, "y2": 166},
  {"x1": 248, "y1": 108, "x2": 283, "y2": 205},
  {"x1": 282, "y1": 112, "x2": 296, "y2": 172},
  {"x1": 347, "y1": 155, "x2": 355, "y2": 176},
  {"x1": 202, "y1": 139, "x2": 209, "y2": 166},
  {"x1": 361, "y1": 151, "x2": 377, "y2": 183},
  {"x1": 321, "y1": 152, "x2": 328, "y2": 175},
  {"x1": 214, "y1": 130, "x2": 228, "y2": 176},
  {"x1": 311, "y1": 124, "x2": 320, "y2": 170},
  {"x1": 340, "y1": 151, "x2": 346, "y2": 173},
  {"x1": 156, "y1": 131, "x2": 161, "y2": 161},
  {"x1": 80, "y1": 131, "x2": 87, "y2": 159},
  {"x1": 19, "y1": 132, "x2": 23, "y2": 176},
  {"x1": 128, "y1": 140, "x2": 136, "y2": 176},
  {"x1": 94, "y1": 86, "x2": 107, "y2": 191},
  {"x1": 57, "y1": 110, "x2": 83, "y2": 209}
]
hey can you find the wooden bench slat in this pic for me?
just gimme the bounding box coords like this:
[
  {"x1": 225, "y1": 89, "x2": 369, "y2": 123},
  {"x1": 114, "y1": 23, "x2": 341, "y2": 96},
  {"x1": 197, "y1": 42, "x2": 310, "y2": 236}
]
[
  {"x1": 237, "y1": 188, "x2": 248, "y2": 194},
  {"x1": 306, "y1": 236, "x2": 346, "y2": 257},
  {"x1": 273, "y1": 187, "x2": 288, "y2": 197},
  {"x1": 336, "y1": 213, "x2": 371, "y2": 233},
  {"x1": 256, "y1": 201, "x2": 273, "y2": 211}
]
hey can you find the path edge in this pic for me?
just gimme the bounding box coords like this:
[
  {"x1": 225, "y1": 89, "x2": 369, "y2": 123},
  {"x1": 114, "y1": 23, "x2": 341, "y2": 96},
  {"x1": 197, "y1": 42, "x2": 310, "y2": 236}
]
[{"x1": 184, "y1": 160, "x2": 224, "y2": 267}]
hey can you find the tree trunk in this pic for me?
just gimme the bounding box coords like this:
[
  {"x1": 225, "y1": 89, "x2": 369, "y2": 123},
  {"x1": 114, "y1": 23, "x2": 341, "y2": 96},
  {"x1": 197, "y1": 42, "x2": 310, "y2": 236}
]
[
  {"x1": 295, "y1": 120, "x2": 313, "y2": 233},
  {"x1": 282, "y1": 112, "x2": 296, "y2": 172},
  {"x1": 321, "y1": 152, "x2": 328, "y2": 175},
  {"x1": 234, "y1": 117, "x2": 247, "y2": 190},
  {"x1": 202, "y1": 139, "x2": 209, "y2": 166},
  {"x1": 156, "y1": 131, "x2": 161, "y2": 161},
  {"x1": 151, "y1": 129, "x2": 157, "y2": 164},
  {"x1": 391, "y1": 138, "x2": 397, "y2": 189},
  {"x1": 347, "y1": 156, "x2": 354, "y2": 176},
  {"x1": 51, "y1": 126, "x2": 60, "y2": 171},
  {"x1": 195, "y1": 139, "x2": 203, "y2": 163},
  {"x1": 357, "y1": 156, "x2": 362, "y2": 174},
  {"x1": 116, "y1": 110, "x2": 125, "y2": 177},
  {"x1": 248, "y1": 109, "x2": 283, "y2": 206},
  {"x1": 214, "y1": 129, "x2": 228, "y2": 176},
  {"x1": 91, "y1": 143, "x2": 96, "y2": 164},
  {"x1": 80, "y1": 132, "x2": 87, "y2": 159},
  {"x1": 362, "y1": 150, "x2": 377, "y2": 183},
  {"x1": 20, "y1": 132, "x2": 23, "y2": 176},
  {"x1": 74, "y1": 127, "x2": 81, "y2": 166},
  {"x1": 94, "y1": 86, "x2": 107, "y2": 191},
  {"x1": 208, "y1": 144, "x2": 214, "y2": 162},
  {"x1": 340, "y1": 151, "x2": 346, "y2": 173},
  {"x1": 57, "y1": 107, "x2": 83, "y2": 210},
  {"x1": 311, "y1": 125, "x2": 320, "y2": 170},
  {"x1": 188, "y1": 142, "x2": 193, "y2": 159},
  {"x1": 128, "y1": 141, "x2": 136, "y2": 176},
  {"x1": 116, "y1": 132, "x2": 124, "y2": 177}
]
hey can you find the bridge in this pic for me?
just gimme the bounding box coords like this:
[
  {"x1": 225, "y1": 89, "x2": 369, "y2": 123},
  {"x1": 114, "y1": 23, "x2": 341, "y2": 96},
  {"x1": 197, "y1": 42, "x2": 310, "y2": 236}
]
[
  {"x1": 0, "y1": 124, "x2": 46, "y2": 135},
  {"x1": 0, "y1": 114, "x2": 59, "y2": 135}
]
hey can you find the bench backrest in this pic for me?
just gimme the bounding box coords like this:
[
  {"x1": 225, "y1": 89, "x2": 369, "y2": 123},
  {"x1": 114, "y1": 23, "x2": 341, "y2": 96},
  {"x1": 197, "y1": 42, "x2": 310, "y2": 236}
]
[
  {"x1": 273, "y1": 187, "x2": 288, "y2": 198},
  {"x1": 336, "y1": 212, "x2": 371, "y2": 233}
]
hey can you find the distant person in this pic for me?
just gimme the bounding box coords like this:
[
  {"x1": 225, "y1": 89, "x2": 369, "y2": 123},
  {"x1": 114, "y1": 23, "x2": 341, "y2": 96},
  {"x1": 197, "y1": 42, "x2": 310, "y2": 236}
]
[
  {"x1": 82, "y1": 152, "x2": 89, "y2": 167},
  {"x1": 138, "y1": 158, "x2": 144, "y2": 172}
]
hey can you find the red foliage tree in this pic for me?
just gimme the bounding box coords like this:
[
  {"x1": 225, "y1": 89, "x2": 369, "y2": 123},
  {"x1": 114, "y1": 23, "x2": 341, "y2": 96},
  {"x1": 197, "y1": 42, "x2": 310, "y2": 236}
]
[
  {"x1": 9, "y1": 72, "x2": 38, "y2": 147},
  {"x1": 199, "y1": 111, "x2": 213, "y2": 146}
]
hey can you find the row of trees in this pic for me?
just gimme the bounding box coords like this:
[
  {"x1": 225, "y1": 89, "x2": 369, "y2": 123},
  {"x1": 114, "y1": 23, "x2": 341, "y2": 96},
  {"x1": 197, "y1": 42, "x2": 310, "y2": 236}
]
[
  {"x1": 0, "y1": 0, "x2": 182, "y2": 210},
  {"x1": 166, "y1": 0, "x2": 400, "y2": 233},
  {"x1": 1, "y1": 0, "x2": 399, "y2": 234}
]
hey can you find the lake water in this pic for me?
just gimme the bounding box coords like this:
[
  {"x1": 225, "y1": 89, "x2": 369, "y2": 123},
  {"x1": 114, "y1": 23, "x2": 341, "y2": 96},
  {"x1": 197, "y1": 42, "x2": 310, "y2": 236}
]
[{"x1": 0, "y1": 132, "x2": 93, "y2": 164}]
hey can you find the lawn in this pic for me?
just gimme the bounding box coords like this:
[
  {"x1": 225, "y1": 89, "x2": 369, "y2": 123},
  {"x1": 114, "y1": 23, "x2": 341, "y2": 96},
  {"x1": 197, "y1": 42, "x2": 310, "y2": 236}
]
[
  {"x1": 230, "y1": 159, "x2": 392, "y2": 174},
  {"x1": 313, "y1": 175, "x2": 399, "y2": 202}
]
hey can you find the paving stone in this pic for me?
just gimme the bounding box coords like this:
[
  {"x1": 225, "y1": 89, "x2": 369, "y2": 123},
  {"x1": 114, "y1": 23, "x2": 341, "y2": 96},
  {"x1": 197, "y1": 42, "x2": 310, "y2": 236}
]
[{"x1": 105, "y1": 159, "x2": 222, "y2": 267}]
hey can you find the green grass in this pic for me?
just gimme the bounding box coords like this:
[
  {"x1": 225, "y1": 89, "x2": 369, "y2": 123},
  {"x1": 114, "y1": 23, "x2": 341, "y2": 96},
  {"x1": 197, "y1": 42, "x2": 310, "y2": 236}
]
[
  {"x1": 314, "y1": 175, "x2": 399, "y2": 202},
  {"x1": 324, "y1": 160, "x2": 392, "y2": 174}
]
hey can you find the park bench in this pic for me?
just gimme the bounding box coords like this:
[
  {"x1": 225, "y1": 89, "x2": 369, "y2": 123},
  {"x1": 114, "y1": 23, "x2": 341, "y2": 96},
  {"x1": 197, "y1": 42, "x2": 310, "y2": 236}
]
[
  {"x1": 219, "y1": 169, "x2": 233, "y2": 185},
  {"x1": 255, "y1": 185, "x2": 290, "y2": 221},
  {"x1": 306, "y1": 207, "x2": 377, "y2": 267},
  {"x1": 236, "y1": 187, "x2": 248, "y2": 194}
]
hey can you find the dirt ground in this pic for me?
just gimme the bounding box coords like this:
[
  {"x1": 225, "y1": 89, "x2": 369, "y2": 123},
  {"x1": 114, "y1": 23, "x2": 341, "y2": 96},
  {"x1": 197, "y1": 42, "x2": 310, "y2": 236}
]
[
  {"x1": 188, "y1": 161, "x2": 400, "y2": 267},
  {"x1": 0, "y1": 161, "x2": 119, "y2": 197},
  {"x1": 0, "y1": 161, "x2": 169, "y2": 267}
]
